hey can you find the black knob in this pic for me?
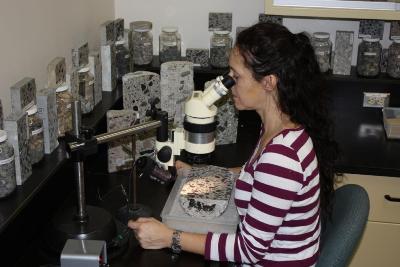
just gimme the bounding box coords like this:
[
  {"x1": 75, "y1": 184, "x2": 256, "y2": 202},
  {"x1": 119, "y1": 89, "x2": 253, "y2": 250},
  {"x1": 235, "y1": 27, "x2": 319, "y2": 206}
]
[{"x1": 157, "y1": 146, "x2": 173, "y2": 163}]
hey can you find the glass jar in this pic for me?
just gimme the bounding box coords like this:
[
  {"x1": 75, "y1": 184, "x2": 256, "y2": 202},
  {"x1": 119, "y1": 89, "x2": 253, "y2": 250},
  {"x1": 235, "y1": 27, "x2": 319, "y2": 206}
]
[
  {"x1": 56, "y1": 84, "x2": 73, "y2": 137},
  {"x1": 311, "y1": 32, "x2": 332, "y2": 73},
  {"x1": 387, "y1": 39, "x2": 400, "y2": 79},
  {"x1": 159, "y1": 27, "x2": 181, "y2": 63},
  {"x1": 357, "y1": 37, "x2": 382, "y2": 77},
  {"x1": 0, "y1": 130, "x2": 16, "y2": 198},
  {"x1": 115, "y1": 40, "x2": 131, "y2": 80},
  {"x1": 132, "y1": 21, "x2": 153, "y2": 65},
  {"x1": 210, "y1": 31, "x2": 232, "y2": 68},
  {"x1": 78, "y1": 67, "x2": 95, "y2": 114},
  {"x1": 27, "y1": 104, "x2": 44, "y2": 165}
]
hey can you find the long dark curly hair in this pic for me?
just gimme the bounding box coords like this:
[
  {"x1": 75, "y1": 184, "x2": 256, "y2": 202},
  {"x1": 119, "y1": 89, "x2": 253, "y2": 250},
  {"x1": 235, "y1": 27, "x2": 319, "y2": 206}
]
[{"x1": 236, "y1": 22, "x2": 340, "y2": 217}]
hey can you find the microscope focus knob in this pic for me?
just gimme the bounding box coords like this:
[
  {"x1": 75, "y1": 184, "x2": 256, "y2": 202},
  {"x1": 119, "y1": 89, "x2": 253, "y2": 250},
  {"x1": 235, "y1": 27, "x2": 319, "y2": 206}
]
[{"x1": 157, "y1": 146, "x2": 173, "y2": 163}]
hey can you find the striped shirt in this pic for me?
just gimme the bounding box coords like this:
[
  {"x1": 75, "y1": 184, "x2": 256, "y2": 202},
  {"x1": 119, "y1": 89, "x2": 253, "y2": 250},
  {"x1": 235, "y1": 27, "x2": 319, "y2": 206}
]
[{"x1": 205, "y1": 127, "x2": 320, "y2": 266}]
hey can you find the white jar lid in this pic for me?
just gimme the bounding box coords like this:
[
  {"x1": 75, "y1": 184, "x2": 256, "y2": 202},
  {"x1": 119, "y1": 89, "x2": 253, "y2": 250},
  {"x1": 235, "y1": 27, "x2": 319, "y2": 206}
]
[
  {"x1": 0, "y1": 130, "x2": 7, "y2": 142},
  {"x1": 78, "y1": 66, "x2": 90, "y2": 73},
  {"x1": 132, "y1": 21, "x2": 152, "y2": 32},
  {"x1": 56, "y1": 83, "x2": 69, "y2": 92},
  {"x1": 363, "y1": 37, "x2": 380, "y2": 42},
  {"x1": 162, "y1": 26, "x2": 178, "y2": 33},
  {"x1": 313, "y1": 32, "x2": 330, "y2": 39},
  {"x1": 214, "y1": 30, "x2": 230, "y2": 35},
  {"x1": 26, "y1": 104, "x2": 38, "y2": 115}
]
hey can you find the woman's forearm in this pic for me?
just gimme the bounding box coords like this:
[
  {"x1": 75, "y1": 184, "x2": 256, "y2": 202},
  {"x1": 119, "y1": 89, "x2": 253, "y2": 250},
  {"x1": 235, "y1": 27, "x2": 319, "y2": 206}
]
[{"x1": 180, "y1": 232, "x2": 207, "y2": 255}]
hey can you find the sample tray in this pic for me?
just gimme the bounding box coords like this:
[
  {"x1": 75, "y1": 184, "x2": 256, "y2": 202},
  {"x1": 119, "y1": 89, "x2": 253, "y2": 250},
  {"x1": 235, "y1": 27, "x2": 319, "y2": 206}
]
[{"x1": 161, "y1": 173, "x2": 239, "y2": 234}]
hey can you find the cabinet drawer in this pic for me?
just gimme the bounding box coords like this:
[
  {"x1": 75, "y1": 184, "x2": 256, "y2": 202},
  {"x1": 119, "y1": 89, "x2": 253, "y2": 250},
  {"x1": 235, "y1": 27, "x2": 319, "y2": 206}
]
[
  {"x1": 349, "y1": 221, "x2": 400, "y2": 267},
  {"x1": 340, "y1": 174, "x2": 400, "y2": 224}
]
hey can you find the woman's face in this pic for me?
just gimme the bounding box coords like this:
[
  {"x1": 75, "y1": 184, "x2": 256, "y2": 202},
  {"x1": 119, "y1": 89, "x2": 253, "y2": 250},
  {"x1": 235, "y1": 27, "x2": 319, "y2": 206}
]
[{"x1": 229, "y1": 47, "x2": 266, "y2": 111}]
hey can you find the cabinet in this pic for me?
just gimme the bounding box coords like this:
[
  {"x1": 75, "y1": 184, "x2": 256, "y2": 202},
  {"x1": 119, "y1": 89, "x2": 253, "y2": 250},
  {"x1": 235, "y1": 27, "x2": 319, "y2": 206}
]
[
  {"x1": 265, "y1": 0, "x2": 400, "y2": 20},
  {"x1": 339, "y1": 173, "x2": 400, "y2": 267}
]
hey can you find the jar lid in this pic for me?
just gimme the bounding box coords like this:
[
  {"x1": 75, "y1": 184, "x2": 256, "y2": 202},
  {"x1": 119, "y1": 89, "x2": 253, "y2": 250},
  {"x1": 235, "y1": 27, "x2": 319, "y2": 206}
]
[
  {"x1": 56, "y1": 83, "x2": 69, "y2": 92},
  {"x1": 313, "y1": 32, "x2": 330, "y2": 39},
  {"x1": 0, "y1": 130, "x2": 7, "y2": 142},
  {"x1": 363, "y1": 37, "x2": 380, "y2": 42},
  {"x1": 393, "y1": 38, "x2": 400, "y2": 44},
  {"x1": 78, "y1": 66, "x2": 90, "y2": 73},
  {"x1": 162, "y1": 26, "x2": 178, "y2": 33},
  {"x1": 132, "y1": 21, "x2": 152, "y2": 32},
  {"x1": 214, "y1": 30, "x2": 231, "y2": 35},
  {"x1": 26, "y1": 104, "x2": 38, "y2": 115}
]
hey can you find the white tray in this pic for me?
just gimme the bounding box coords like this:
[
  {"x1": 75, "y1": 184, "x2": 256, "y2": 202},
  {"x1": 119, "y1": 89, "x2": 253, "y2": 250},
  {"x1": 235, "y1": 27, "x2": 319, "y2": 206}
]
[{"x1": 161, "y1": 170, "x2": 239, "y2": 234}]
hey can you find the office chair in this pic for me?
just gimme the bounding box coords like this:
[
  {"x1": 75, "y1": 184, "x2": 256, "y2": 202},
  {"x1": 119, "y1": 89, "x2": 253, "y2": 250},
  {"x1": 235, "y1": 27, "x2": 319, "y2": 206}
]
[{"x1": 317, "y1": 184, "x2": 370, "y2": 267}]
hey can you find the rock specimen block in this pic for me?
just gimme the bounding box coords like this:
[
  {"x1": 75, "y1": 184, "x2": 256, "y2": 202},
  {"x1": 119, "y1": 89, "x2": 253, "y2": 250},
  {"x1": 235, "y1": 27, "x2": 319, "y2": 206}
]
[
  {"x1": 100, "y1": 20, "x2": 115, "y2": 45},
  {"x1": 47, "y1": 57, "x2": 66, "y2": 88},
  {"x1": 390, "y1": 21, "x2": 400, "y2": 40},
  {"x1": 332, "y1": 31, "x2": 354, "y2": 76},
  {"x1": 179, "y1": 165, "x2": 234, "y2": 218},
  {"x1": 101, "y1": 44, "x2": 116, "y2": 92},
  {"x1": 89, "y1": 51, "x2": 102, "y2": 106},
  {"x1": 114, "y1": 18, "x2": 125, "y2": 41},
  {"x1": 72, "y1": 42, "x2": 89, "y2": 69},
  {"x1": 160, "y1": 61, "x2": 194, "y2": 127},
  {"x1": 186, "y1": 48, "x2": 209, "y2": 67},
  {"x1": 10, "y1": 77, "x2": 36, "y2": 113},
  {"x1": 37, "y1": 88, "x2": 59, "y2": 154},
  {"x1": 359, "y1": 20, "x2": 384, "y2": 39},
  {"x1": 259, "y1": 14, "x2": 283, "y2": 25},
  {"x1": 209, "y1": 12, "x2": 232, "y2": 32},
  {"x1": 4, "y1": 111, "x2": 31, "y2": 185}
]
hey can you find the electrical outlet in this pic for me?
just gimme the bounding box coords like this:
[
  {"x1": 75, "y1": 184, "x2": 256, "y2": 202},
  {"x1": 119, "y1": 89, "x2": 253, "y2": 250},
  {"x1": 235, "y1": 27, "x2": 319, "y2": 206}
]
[{"x1": 363, "y1": 92, "x2": 390, "y2": 108}]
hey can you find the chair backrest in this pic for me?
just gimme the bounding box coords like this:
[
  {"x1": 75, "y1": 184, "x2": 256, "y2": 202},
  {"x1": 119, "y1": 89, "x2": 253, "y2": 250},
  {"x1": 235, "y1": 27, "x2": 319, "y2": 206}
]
[{"x1": 316, "y1": 184, "x2": 370, "y2": 267}]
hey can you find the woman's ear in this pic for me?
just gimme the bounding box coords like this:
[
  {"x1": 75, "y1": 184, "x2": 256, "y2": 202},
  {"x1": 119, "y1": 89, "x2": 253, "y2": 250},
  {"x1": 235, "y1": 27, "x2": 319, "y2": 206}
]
[{"x1": 262, "y1": 74, "x2": 278, "y2": 92}]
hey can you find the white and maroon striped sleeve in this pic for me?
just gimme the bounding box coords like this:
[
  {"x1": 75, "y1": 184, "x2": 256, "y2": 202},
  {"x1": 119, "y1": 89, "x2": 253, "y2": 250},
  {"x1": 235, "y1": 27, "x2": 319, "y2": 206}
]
[{"x1": 205, "y1": 144, "x2": 303, "y2": 264}]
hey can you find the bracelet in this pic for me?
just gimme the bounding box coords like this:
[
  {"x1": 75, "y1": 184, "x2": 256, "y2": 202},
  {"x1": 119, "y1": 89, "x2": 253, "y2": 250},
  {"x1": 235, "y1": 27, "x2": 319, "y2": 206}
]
[{"x1": 171, "y1": 230, "x2": 182, "y2": 254}]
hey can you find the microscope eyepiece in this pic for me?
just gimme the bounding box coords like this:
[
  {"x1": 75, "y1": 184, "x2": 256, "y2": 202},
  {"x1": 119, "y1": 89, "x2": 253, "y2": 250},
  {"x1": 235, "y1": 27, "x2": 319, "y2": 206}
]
[{"x1": 221, "y1": 74, "x2": 235, "y2": 89}]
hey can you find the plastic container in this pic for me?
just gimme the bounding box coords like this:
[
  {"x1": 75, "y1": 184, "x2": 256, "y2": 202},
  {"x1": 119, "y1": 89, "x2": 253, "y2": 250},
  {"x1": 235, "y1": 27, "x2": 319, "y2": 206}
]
[
  {"x1": 132, "y1": 21, "x2": 153, "y2": 65},
  {"x1": 159, "y1": 27, "x2": 181, "y2": 63},
  {"x1": 357, "y1": 37, "x2": 382, "y2": 77},
  {"x1": 382, "y1": 107, "x2": 400, "y2": 139},
  {"x1": 161, "y1": 170, "x2": 239, "y2": 234},
  {"x1": 56, "y1": 84, "x2": 73, "y2": 137},
  {"x1": 0, "y1": 130, "x2": 16, "y2": 198},
  {"x1": 27, "y1": 104, "x2": 44, "y2": 164},
  {"x1": 311, "y1": 32, "x2": 332, "y2": 73},
  {"x1": 210, "y1": 31, "x2": 232, "y2": 68},
  {"x1": 387, "y1": 39, "x2": 400, "y2": 79},
  {"x1": 78, "y1": 67, "x2": 95, "y2": 114}
]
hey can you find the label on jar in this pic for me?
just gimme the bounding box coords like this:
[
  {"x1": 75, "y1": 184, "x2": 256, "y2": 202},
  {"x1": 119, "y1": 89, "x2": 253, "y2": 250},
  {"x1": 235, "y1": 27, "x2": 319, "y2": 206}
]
[
  {"x1": 0, "y1": 155, "x2": 14, "y2": 165},
  {"x1": 364, "y1": 52, "x2": 377, "y2": 56},
  {"x1": 164, "y1": 41, "x2": 177, "y2": 46},
  {"x1": 31, "y1": 127, "x2": 44, "y2": 136}
]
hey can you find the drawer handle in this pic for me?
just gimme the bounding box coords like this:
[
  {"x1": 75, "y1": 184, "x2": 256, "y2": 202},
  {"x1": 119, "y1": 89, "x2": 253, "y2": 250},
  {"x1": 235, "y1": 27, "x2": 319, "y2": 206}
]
[{"x1": 384, "y1": 195, "x2": 400, "y2": 202}]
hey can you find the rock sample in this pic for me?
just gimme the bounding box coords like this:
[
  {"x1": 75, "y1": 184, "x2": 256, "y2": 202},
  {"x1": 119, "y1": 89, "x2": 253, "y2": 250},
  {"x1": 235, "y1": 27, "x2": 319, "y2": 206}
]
[
  {"x1": 101, "y1": 44, "x2": 116, "y2": 92},
  {"x1": 160, "y1": 61, "x2": 194, "y2": 127},
  {"x1": 100, "y1": 20, "x2": 115, "y2": 45},
  {"x1": 258, "y1": 14, "x2": 283, "y2": 25},
  {"x1": 359, "y1": 19, "x2": 384, "y2": 39},
  {"x1": 332, "y1": 31, "x2": 354, "y2": 75},
  {"x1": 89, "y1": 51, "x2": 102, "y2": 106},
  {"x1": 37, "y1": 88, "x2": 59, "y2": 154},
  {"x1": 186, "y1": 48, "x2": 209, "y2": 67},
  {"x1": 72, "y1": 42, "x2": 89, "y2": 69},
  {"x1": 47, "y1": 57, "x2": 66, "y2": 88},
  {"x1": 179, "y1": 165, "x2": 234, "y2": 218},
  {"x1": 209, "y1": 12, "x2": 232, "y2": 32},
  {"x1": 10, "y1": 77, "x2": 36, "y2": 113}
]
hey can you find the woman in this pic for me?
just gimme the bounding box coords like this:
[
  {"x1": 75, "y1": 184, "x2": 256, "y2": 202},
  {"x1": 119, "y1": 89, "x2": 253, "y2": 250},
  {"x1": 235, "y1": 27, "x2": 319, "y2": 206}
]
[{"x1": 128, "y1": 22, "x2": 339, "y2": 266}]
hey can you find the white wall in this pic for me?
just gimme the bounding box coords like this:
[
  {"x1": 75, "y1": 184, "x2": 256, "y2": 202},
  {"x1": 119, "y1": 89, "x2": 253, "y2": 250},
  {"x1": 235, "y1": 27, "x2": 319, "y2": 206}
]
[
  {"x1": 115, "y1": 0, "x2": 393, "y2": 67},
  {"x1": 0, "y1": 0, "x2": 114, "y2": 117}
]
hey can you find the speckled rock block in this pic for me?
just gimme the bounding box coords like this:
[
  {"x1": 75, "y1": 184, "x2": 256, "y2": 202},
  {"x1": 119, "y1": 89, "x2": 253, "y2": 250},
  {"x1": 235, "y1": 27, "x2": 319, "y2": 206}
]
[
  {"x1": 124, "y1": 29, "x2": 134, "y2": 71},
  {"x1": 0, "y1": 99, "x2": 3, "y2": 129},
  {"x1": 106, "y1": 110, "x2": 139, "y2": 173},
  {"x1": 101, "y1": 44, "x2": 116, "y2": 92},
  {"x1": 204, "y1": 80, "x2": 238, "y2": 145},
  {"x1": 47, "y1": 57, "x2": 66, "y2": 88},
  {"x1": 89, "y1": 51, "x2": 102, "y2": 106},
  {"x1": 332, "y1": 31, "x2": 354, "y2": 76},
  {"x1": 100, "y1": 20, "x2": 115, "y2": 45},
  {"x1": 114, "y1": 18, "x2": 125, "y2": 41},
  {"x1": 72, "y1": 42, "x2": 89, "y2": 69},
  {"x1": 359, "y1": 20, "x2": 384, "y2": 39},
  {"x1": 186, "y1": 49, "x2": 209, "y2": 67},
  {"x1": 37, "y1": 88, "x2": 59, "y2": 154},
  {"x1": 123, "y1": 71, "x2": 160, "y2": 118},
  {"x1": 258, "y1": 14, "x2": 283, "y2": 25},
  {"x1": 4, "y1": 111, "x2": 31, "y2": 185},
  {"x1": 380, "y1": 48, "x2": 389, "y2": 73},
  {"x1": 209, "y1": 12, "x2": 232, "y2": 32},
  {"x1": 10, "y1": 77, "x2": 36, "y2": 113},
  {"x1": 66, "y1": 67, "x2": 79, "y2": 98},
  {"x1": 160, "y1": 61, "x2": 194, "y2": 127},
  {"x1": 390, "y1": 21, "x2": 400, "y2": 40}
]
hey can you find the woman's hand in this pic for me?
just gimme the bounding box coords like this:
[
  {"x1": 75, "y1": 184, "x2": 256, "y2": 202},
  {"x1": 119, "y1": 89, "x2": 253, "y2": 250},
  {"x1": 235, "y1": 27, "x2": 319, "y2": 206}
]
[
  {"x1": 128, "y1": 217, "x2": 173, "y2": 249},
  {"x1": 175, "y1": 160, "x2": 192, "y2": 178}
]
